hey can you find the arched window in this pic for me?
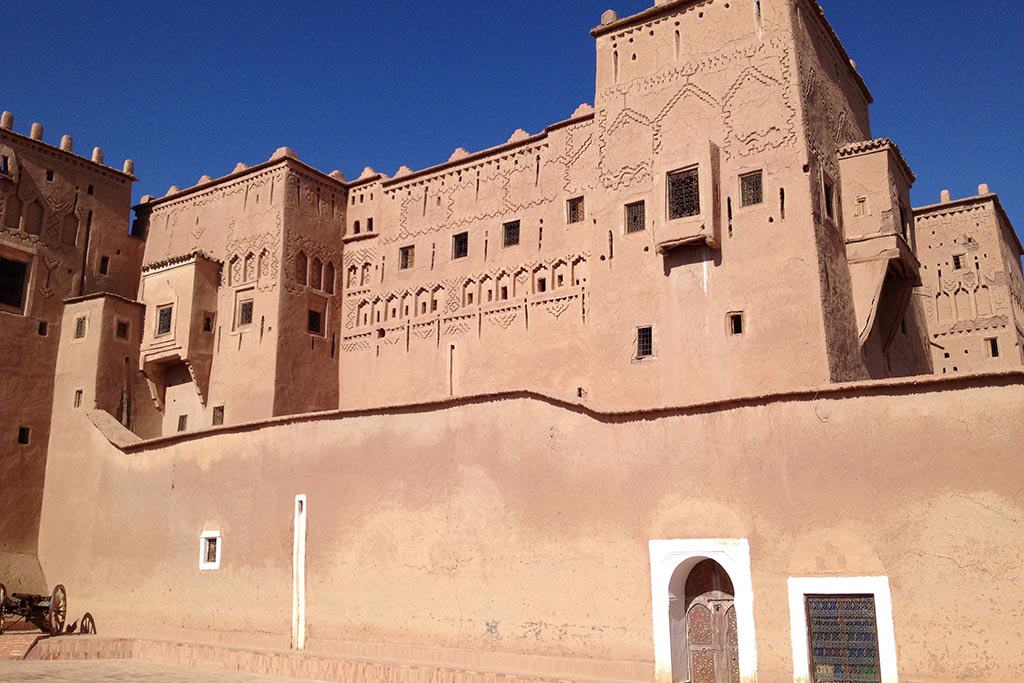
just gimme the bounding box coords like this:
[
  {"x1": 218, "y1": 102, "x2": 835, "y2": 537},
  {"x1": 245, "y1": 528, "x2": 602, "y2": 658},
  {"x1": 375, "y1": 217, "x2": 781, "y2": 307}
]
[
  {"x1": 61, "y1": 213, "x2": 79, "y2": 246},
  {"x1": 324, "y1": 262, "x2": 336, "y2": 294},
  {"x1": 3, "y1": 196, "x2": 22, "y2": 230},
  {"x1": 360, "y1": 263, "x2": 371, "y2": 286},
  {"x1": 24, "y1": 200, "x2": 43, "y2": 235},
  {"x1": 295, "y1": 251, "x2": 308, "y2": 286},
  {"x1": 310, "y1": 257, "x2": 323, "y2": 290},
  {"x1": 347, "y1": 265, "x2": 357, "y2": 287}
]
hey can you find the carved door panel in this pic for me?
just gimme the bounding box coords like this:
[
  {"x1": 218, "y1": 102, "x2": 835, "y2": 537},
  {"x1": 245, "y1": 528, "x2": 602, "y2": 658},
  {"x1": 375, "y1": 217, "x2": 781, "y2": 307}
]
[{"x1": 687, "y1": 598, "x2": 740, "y2": 683}]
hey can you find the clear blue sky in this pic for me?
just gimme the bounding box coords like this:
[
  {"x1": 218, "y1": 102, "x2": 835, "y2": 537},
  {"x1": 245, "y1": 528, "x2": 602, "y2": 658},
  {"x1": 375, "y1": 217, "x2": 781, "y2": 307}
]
[{"x1": 4, "y1": 1, "x2": 1022, "y2": 243}]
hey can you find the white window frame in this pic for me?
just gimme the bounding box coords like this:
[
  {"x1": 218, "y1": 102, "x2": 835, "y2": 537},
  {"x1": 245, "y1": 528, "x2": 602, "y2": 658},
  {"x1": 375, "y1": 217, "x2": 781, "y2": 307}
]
[
  {"x1": 787, "y1": 576, "x2": 898, "y2": 683},
  {"x1": 648, "y1": 539, "x2": 758, "y2": 683},
  {"x1": 199, "y1": 530, "x2": 222, "y2": 571}
]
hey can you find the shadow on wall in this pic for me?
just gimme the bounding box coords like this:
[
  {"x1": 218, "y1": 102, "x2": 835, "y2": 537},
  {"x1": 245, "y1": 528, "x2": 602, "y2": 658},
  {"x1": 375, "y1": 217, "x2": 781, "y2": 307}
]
[
  {"x1": 663, "y1": 244, "x2": 722, "y2": 276},
  {"x1": 0, "y1": 551, "x2": 45, "y2": 595}
]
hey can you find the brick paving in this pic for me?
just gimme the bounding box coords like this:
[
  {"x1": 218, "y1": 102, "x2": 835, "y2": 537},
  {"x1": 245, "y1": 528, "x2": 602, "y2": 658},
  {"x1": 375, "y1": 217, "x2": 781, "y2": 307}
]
[{"x1": 0, "y1": 660, "x2": 330, "y2": 682}]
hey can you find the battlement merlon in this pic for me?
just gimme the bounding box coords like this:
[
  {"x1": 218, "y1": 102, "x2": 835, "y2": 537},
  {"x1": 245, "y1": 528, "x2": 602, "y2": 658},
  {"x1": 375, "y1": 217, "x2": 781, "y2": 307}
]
[{"x1": 0, "y1": 110, "x2": 136, "y2": 181}]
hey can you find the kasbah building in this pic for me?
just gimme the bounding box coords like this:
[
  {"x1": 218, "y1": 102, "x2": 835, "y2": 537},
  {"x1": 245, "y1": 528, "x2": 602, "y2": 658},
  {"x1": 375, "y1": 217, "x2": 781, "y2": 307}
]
[{"x1": 0, "y1": 0, "x2": 1021, "y2": 682}]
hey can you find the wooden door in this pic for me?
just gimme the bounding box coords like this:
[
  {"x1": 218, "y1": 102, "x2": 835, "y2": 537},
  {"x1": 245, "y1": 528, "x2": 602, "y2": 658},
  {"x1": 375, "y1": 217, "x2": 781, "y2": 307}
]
[{"x1": 684, "y1": 560, "x2": 740, "y2": 683}]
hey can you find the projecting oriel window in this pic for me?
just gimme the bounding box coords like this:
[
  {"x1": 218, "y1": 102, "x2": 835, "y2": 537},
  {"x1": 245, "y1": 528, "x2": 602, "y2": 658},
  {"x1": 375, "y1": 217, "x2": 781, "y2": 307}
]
[
  {"x1": 567, "y1": 196, "x2": 585, "y2": 224},
  {"x1": 156, "y1": 305, "x2": 173, "y2": 336},
  {"x1": 0, "y1": 256, "x2": 28, "y2": 312},
  {"x1": 668, "y1": 167, "x2": 700, "y2": 219},
  {"x1": 503, "y1": 220, "x2": 521, "y2": 247},
  {"x1": 740, "y1": 171, "x2": 763, "y2": 207},
  {"x1": 625, "y1": 201, "x2": 646, "y2": 233},
  {"x1": 452, "y1": 232, "x2": 469, "y2": 259},
  {"x1": 399, "y1": 245, "x2": 415, "y2": 270},
  {"x1": 636, "y1": 326, "x2": 654, "y2": 359},
  {"x1": 805, "y1": 595, "x2": 882, "y2": 683}
]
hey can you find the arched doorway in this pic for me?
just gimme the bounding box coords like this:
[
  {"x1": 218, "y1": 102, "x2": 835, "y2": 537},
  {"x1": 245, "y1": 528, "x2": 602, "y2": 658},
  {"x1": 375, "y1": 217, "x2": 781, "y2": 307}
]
[{"x1": 669, "y1": 559, "x2": 740, "y2": 683}]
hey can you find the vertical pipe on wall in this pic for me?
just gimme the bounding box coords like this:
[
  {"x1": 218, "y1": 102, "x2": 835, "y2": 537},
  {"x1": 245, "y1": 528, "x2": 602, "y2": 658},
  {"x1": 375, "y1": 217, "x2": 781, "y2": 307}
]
[{"x1": 292, "y1": 495, "x2": 307, "y2": 651}]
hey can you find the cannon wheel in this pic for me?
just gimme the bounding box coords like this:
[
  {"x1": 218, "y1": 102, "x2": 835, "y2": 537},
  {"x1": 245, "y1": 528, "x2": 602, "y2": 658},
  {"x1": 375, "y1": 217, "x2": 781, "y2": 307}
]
[
  {"x1": 0, "y1": 583, "x2": 6, "y2": 635},
  {"x1": 80, "y1": 612, "x2": 96, "y2": 635},
  {"x1": 47, "y1": 584, "x2": 66, "y2": 637}
]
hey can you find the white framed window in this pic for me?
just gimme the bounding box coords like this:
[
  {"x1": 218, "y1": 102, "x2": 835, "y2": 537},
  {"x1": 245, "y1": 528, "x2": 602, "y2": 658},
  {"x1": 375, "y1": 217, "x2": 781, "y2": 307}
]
[
  {"x1": 199, "y1": 530, "x2": 222, "y2": 571},
  {"x1": 648, "y1": 539, "x2": 758, "y2": 683},
  {"x1": 787, "y1": 576, "x2": 898, "y2": 683}
]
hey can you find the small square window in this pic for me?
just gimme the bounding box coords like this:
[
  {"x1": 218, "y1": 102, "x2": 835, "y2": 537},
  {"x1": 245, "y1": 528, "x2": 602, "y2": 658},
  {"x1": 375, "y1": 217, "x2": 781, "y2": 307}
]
[
  {"x1": 400, "y1": 245, "x2": 415, "y2": 270},
  {"x1": 45, "y1": 169, "x2": 54, "y2": 182},
  {"x1": 625, "y1": 201, "x2": 646, "y2": 233},
  {"x1": 17, "y1": 426, "x2": 30, "y2": 445},
  {"x1": 308, "y1": 309, "x2": 324, "y2": 336},
  {"x1": 728, "y1": 312, "x2": 744, "y2": 336},
  {"x1": 199, "y1": 531, "x2": 221, "y2": 571},
  {"x1": 74, "y1": 390, "x2": 83, "y2": 408},
  {"x1": 212, "y1": 406, "x2": 225, "y2": 426},
  {"x1": 537, "y1": 277, "x2": 547, "y2": 294},
  {"x1": 177, "y1": 415, "x2": 188, "y2": 432},
  {"x1": 74, "y1": 316, "x2": 87, "y2": 340},
  {"x1": 452, "y1": 232, "x2": 469, "y2": 259},
  {"x1": 503, "y1": 220, "x2": 521, "y2": 247},
  {"x1": 952, "y1": 254, "x2": 964, "y2": 270},
  {"x1": 156, "y1": 305, "x2": 173, "y2": 336},
  {"x1": 986, "y1": 337, "x2": 1000, "y2": 359},
  {"x1": 637, "y1": 326, "x2": 654, "y2": 359},
  {"x1": 567, "y1": 197, "x2": 585, "y2": 224},
  {"x1": 668, "y1": 167, "x2": 701, "y2": 219},
  {"x1": 740, "y1": 171, "x2": 763, "y2": 207},
  {"x1": 823, "y1": 175, "x2": 836, "y2": 222},
  {"x1": 855, "y1": 196, "x2": 868, "y2": 217},
  {"x1": 116, "y1": 320, "x2": 129, "y2": 340},
  {"x1": 99, "y1": 256, "x2": 110, "y2": 275}
]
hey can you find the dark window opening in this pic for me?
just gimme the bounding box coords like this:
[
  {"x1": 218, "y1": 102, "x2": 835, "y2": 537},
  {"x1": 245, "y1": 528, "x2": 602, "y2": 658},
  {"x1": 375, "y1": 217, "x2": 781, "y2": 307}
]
[
  {"x1": 116, "y1": 321, "x2": 129, "y2": 339},
  {"x1": 806, "y1": 595, "x2": 881, "y2": 683},
  {"x1": 637, "y1": 326, "x2": 653, "y2": 358},
  {"x1": 212, "y1": 406, "x2": 225, "y2": 426},
  {"x1": 0, "y1": 156, "x2": 9, "y2": 175},
  {"x1": 537, "y1": 277, "x2": 547, "y2": 293},
  {"x1": 986, "y1": 338, "x2": 1000, "y2": 358},
  {"x1": 202, "y1": 314, "x2": 214, "y2": 333},
  {"x1": 99, "y1": 255, "x2": 110, "y2": 275},
  {"x1": 400, "y1": 245, "x2": 415, "y2": 270},
  {"x1": 177, "y1": 415, "x2": 188, "y2": 432},
  {"x1": 452, "y1": 232, "x2": 469, "y2": 259},
  {"x1": 567, "y1": 197, "x2": 585, "y2": 224},
  {"x1": 87, "y1": 184, "x2": 94, "y2": 195},
  {"x1": 503, "y1": 220, "x2": 521, "y2": 247},
  {"x1": 308, "y1": 309, "x2": 324, "y2": 335},
  {"x1": 626, "y1": 201, "x2": 646, "y2": 233},
  {"x1": 157, "y1": 305, "x2": 173, "y2": 335},
  {"x1": 740, "y1": 171, "x2": 763, "y2": 207},
  {"x1": 500, "y1": 286, "x2": 509, "y2": 300},
  {"x1": 729, "y1": 312, "x2": 744, "y2": 336},
  {"x1": 74, "y1": 390, "x2": 83, "y2": 408},
  {"x1": 353, "y1": 220, "x2": 361, "y2": 235},
  {"x1": 823, "y1": 176, "x2": 836, "y2": 222},
  {"x1": 205, "y1": 537, "x2": 218, "y2": 563},
  {"x1": 367, "y1": 217, "x2": 374, "y2": 232},
  {"x1": 18, "y1": 427, "x2": 30, "y2": 445},
  {"x1": 45, "y1": 169, "x2": 54, "y2": 182},
  {"x1": 668, "y1": 167, "x2": 700, "y2": 219},
  {"x1": 952, "y1": 254, "x2": 964, "y2": 270},
  {"x1": 0, "y1": 256, "x2": 27, "y2": 311},
  {"x1": 74, "y1": 316, "x2": 87, "y2": 339},
  {"x1": 38, "y1": 321, "x2": 48, "y2": 336}
]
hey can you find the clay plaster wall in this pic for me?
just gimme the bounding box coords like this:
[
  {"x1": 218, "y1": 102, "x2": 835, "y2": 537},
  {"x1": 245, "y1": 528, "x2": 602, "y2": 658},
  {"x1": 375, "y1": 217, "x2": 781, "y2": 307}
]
[
  {"x1": 0, "y1": 124, "x2": 140, "y2": 589},
  {"x1": 34, "y1": 374, "x2": 1024, "y2": 683}
]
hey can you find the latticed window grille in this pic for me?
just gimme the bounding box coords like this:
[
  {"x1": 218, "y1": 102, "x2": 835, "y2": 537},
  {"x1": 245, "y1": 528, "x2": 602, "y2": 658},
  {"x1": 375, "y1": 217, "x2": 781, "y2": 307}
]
[
  {"x1": 625, "y1": 201, "x2": 646, "y2": 233},
  {"x1": 212, "y1": 406, "x2": 225, "y2": 426},
  {"x1": 157, "y1": 305, "x2": 173, "y2": 335},
  {"x1": 238, "y1": 300, "x2": 254, "y2": 327},
  {"x1": 400, "y1": 245, "x2": 415, "y2": 270},
  {"x1": 503, "y1": 220, "x2": 521, "y2": 247},
  {"x1": 567, "y1": 197, "x2": 585, "y2": 224},
  {"x1": 668, "y1": 167, "x2": 700, "y2": 219},
  {"x1": 740, "y1": 171, "x2": 763, "y2": 207},
  {"x1": 806, "y1": 595, "x2": 882, "y2": 683},
  {"x1": 637, "y1": 326, "x2": 653, "y2": 358},
  {"x1": 74, "y1": 317, "x2": 87, "y2": 339},
  {"x1": 452, "y1": 232, "x2": 469, "y2": 259},
  {"x1": 177, "y1": 415, "x2": 188, "y2": 432}
]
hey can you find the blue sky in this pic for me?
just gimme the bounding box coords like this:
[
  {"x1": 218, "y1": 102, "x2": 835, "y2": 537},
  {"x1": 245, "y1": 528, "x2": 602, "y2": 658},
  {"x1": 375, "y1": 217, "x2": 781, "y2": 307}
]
[{"x1": 3, "y1": 1, "x2": 1022, "y2": 243}]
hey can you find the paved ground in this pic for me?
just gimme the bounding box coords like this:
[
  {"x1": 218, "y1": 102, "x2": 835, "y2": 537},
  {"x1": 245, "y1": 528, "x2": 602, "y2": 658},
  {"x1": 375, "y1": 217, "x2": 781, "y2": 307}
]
[{"x1": 0, "y1": 660, "x2": 327, "y2": 682}]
